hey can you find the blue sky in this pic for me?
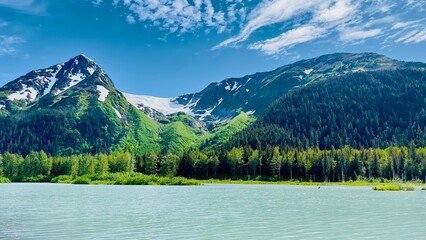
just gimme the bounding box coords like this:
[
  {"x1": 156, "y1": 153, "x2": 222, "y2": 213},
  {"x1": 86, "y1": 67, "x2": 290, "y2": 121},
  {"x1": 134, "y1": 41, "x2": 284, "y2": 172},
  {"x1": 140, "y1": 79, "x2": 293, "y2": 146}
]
[{"x1": 0, "y1": 0, "x2": 426, "y2": 97}]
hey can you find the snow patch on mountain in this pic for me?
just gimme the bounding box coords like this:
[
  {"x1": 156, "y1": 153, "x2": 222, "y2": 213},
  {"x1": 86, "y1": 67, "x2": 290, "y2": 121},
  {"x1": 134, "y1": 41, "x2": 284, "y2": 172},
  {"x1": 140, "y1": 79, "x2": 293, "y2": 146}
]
[
  {"x1": 113, "y1": 107, "x2": 122, "y2": 118},
  {"x1": 0, "y1": 104, "x2": 5, "y2": 109},
  {"x1": 97, "y1": 85, "x2": 109, "y2": 102},
  {"x1": 246, "y1": 110, "x2": 256, "y2": 116},
  {"x1": 225, "y1": 81, "x2": 241, "y2": 91},
  {"x1": 198, "y1": 108, "x2": 214, "y2": 121},
  {"x1": 123, "y1": 93, "x2": 193, "y2": 115},
  {"x1": 304, "y1": 69, "x2": 314, "y2": 75},
  {"x1": 8, "y1": 84, "x2": 38, "y2": 102},
  {"x1": 196, "y1": 98, "x2": 224, "y2": 121},
  {"x1": 87, "y1": 67, "x2": 95, "y2": 75},
  {"x1": 69, "y1": 72, "x2": 85, "y2": 82},
  {"x1": 55, "y1": 71, "x2": 87, "y2": 96},
  {"x1": 43, "y1": 64, "x2": 63, "y2": 96}
]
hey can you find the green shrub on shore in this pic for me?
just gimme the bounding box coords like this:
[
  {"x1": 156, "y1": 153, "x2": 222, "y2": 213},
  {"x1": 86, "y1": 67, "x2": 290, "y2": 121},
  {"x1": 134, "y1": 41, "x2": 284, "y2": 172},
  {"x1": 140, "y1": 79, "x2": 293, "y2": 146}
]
[
  {"x1": 109, "y1": 173, "x2": 200, "y2": 185},
  {"x1": 51, "y1": 175, "x2": 73, "y2": 183},
  {"x1": 72, "y1": 176, "x2": 91, "y2": 184},
  {"x1": 51, "y1": 173, "x2": 201, "y2": 186},
  {"x1": 0, "y1": 176, "x2": 11, "y2": 183},
  {"x1": 373, "y1": 184, "x2": 415, "y2": 191},
  {"x1": 21, "y1": 175, "x2": 51, "y2": 182},
  {"x1": 422, "y1": 187, "x2": 426, "y2": 190}
]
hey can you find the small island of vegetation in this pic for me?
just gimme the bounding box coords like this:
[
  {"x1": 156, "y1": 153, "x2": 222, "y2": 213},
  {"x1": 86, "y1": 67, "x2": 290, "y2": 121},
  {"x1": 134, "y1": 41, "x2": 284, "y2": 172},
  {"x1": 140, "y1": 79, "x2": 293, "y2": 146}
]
[{"x1": 372, "y1": 184, "x2": 416, "y2": 191}]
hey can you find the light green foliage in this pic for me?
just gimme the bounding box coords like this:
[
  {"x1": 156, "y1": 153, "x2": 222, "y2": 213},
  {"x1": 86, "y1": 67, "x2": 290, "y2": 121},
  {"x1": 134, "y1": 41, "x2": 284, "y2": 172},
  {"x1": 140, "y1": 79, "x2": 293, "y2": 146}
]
[
  {"x1": 22, "y1": 151, "x2": 51, "y2": 178},
  {"x1": 373, "y1": 184, "x2": 416, "y2": 191},
  {"x1": 118, "y1": 106, "x2": 161, "y2": 154},
  {"x1": 79, "y1": 154, "x2": 96, "y2": 175},
  {"x1": 191, "y1": 151, "x2": 209, "y2": 176},
  {"x1": 96, "y1": 154, "x2": 110, "y2": 175},
  {"x1": 248, "y1": 150, "x2": 260, "y2": 176},
  {"x1": 108, "y1": 152, "x2": 134, "y2": 173},
  {"x1": 51, "y1": 173, "x2": 200, "y2": 185},
  {"x1": 0, "y1": 176, "x2": 10, "y2": 183},
  {"x1": 160, "y1": 122, "x2": 198, "y2": 153},
  {"x1": 159, "y1": 113, "x2": 207, "y2": 153},
  {"x1": 160, "y1": 153, "x2": 180, "y2": 176},
  {"x1": 70, "y1": 155, "x2": 79, "y2": 178},
  {"x1": 1, "y1": 152, "x2": 23, "y2": 180},
  {"x1": 203, "y1": 112, "x2": 254, "y2": 150},
  {"x1": 270, "y1": 147, "x2": 282, "y2": 177},
  {"x1": 144, "y1": 152, "x2": 159, "y2": 175},
  {"x1": 227, "y1": 147, "x2": 244, "y2": 177},
  {"x1": 72, "y1": 176, "x2": 91, "y2": 184}
]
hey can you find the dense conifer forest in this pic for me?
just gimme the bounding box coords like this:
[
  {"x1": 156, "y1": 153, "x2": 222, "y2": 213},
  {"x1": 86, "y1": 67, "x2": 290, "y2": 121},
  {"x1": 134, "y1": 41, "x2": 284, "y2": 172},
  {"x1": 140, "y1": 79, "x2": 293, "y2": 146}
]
[{"x1": 227, "y1": 70, "x2": 426, "y2": 150}]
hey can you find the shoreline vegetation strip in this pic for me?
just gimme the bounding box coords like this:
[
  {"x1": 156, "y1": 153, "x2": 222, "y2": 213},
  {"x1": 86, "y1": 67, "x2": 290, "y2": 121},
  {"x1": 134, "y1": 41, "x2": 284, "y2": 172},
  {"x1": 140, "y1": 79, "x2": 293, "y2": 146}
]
[{"x1": 1, "y1": 174, "x2": 425, "y2": 190}]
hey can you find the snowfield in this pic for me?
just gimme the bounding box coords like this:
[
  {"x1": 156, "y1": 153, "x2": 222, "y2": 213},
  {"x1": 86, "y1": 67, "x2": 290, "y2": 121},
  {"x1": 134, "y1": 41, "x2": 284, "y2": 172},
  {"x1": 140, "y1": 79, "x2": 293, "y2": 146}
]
[
  {"x1": 123, "y1": 93, "x2": 193, "y2": 116},
  {"x1": 304, "y1": 69, "x2": 314, "y2": 75},
  {"x1": 97, "y1": 85, "x2": 109, "y2": 102},
  {"x1": 8, "y1": 84, "x2": 38, "y2": 102}
]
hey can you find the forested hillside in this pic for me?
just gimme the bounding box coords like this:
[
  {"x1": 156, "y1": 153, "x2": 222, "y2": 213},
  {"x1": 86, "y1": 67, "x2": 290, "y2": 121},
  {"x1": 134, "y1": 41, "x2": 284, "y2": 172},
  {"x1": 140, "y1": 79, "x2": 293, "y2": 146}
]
[{"x1": 227, "y1": 69, "x2": 426, "y2": 151}]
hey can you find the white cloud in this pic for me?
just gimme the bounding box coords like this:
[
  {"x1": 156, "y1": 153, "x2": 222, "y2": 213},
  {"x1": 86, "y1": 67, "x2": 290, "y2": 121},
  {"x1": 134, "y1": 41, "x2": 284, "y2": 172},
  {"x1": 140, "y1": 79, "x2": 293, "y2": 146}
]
[
  {"x1": 0, "y1": 35, "x2": 25, "y2": 56},
  {"x1": 215, "y1": 0, "x2": 324, "y2": 49},
  {"x1": 339, "y1": 28, "x2": 382, "y2": 42},
  {"x1": 249, "y1": 25, "x2": 327, "y2": 55},
  {"x1": 126, "y1": 15, "x2": 136, "y2": 24},
  {"x1": 392, "y1": 21, "x2": 420, "y2": 30},
  {"x1": 398, "y1": 29, "x2": 426, "y2": 44},
  {"x1": 113, "y1": 0, "x2": 234, "y2": 33},
  {"x1": 313, "y1": 0, "x2": 357, "y2": 23},
  {"x1": 213, "y1": 0, "x2": 362, "y2": 50},
  {"x1": 406, "y1": 0, "x2": 426, "y2": 9}
]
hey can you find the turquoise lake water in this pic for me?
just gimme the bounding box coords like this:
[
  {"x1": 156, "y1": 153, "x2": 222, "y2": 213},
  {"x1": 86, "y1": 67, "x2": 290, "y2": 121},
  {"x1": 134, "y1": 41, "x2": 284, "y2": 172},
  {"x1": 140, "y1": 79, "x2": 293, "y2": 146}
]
[{"x1": 0, "y1": 183, "x2": 425, "y2": 239}]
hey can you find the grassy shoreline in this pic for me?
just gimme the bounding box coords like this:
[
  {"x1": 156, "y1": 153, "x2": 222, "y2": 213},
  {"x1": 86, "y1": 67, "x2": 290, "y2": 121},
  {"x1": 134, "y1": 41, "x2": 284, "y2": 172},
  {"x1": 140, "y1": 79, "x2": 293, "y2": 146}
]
[
  {"x1": 1, "y1": 174, "x2": 426, "y2": 188},
  {"x1": 201, "y1": 179, "x2": 426, "y2": 188}
]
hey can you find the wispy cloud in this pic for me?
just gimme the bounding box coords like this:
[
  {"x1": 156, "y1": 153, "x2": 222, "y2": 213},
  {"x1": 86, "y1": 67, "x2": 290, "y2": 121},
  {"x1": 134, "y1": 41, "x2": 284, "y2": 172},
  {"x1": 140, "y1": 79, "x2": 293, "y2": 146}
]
[
  {"x1": 0, "y1": 21, "x2": 25, "y2": 56},
  {"x1": 339, "y1": 28, "x2": 382, "y2": 42},
  {"x1": 103, "y1": 0, "x2": 426, "y2": 55},
  {"x1": 0, "y1": 35, "x2": 25, "y2": 56},
  {"x1": 249, "y1": 25, "x2": 327, "y2": 55},
  {"x1": 216, "y1": 0, "x2": 426, "y2": 54},
  {"x1": 0, "y1": 0, "x2": 46, "y2": 15},
  {"x1": 92, "y1": 0, "x2": 103, "y2": 6},
  {"x1": 214, "y1": 0, "x2": 357, "y2": 50}
]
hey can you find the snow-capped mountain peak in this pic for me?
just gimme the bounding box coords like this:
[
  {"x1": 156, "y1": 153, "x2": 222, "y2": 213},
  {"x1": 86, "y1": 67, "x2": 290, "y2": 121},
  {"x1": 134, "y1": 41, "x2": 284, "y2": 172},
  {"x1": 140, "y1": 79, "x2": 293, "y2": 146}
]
[{"x1": 0, "y1": 54, "x2": 111, "y2": 110}]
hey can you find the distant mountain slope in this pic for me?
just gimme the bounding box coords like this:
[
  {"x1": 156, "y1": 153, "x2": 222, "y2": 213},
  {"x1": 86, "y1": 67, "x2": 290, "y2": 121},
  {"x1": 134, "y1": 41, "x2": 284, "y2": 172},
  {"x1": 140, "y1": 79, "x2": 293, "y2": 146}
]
[
  {"x1": 226, "y1": 69, "x2": 426, "y2": 150},
  {"x1": 126, "y1": 53, "x2": 426, "y2": 122},
  {"x1": 2, "y1": 52, "x2": 426, "y2": 156}
]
